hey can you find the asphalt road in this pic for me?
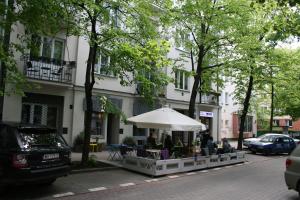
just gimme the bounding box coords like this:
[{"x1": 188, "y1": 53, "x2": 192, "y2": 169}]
[{"x1": 1, "y1": 153, "x2": 299, "y2": 200}]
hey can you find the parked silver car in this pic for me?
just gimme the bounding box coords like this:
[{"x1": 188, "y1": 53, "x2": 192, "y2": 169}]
[{"x1": 285, "y1": 145, "x2": 300, "y2": 197}]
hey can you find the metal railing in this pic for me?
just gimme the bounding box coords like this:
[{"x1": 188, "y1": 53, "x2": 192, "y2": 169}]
[{"x1": 23, "y1": 55, "x2": 75, "y2": 84}]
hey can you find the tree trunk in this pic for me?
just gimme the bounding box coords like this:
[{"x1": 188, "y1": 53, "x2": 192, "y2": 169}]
[
  {"x1": 237, "y1": 74, "x2": 254, "y2": 150},
  {"x1": 188, "y1": 46, "x2": 205, "y2": 118},
  {"x1": 81, "y1": 18, "x2": 97, "y2": 166},
  {"x1": 0, "y1": 0, "x2": 14, "y2": 120},
  {"x1": 269, "y1": 80, "x2": 274, "y2": 132}
]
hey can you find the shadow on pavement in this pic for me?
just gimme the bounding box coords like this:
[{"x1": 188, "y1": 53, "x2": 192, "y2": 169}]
[{"x1": 1, "y1": 183, "x2": 63, "y2": 200}]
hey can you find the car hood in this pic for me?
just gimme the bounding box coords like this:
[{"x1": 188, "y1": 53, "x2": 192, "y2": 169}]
[
  {"x1": 244, "y1": 138, "x2": 260, "y2": 142},
  {"x1": 252, "y1": 141, "x2": 273, "y2": 146}
]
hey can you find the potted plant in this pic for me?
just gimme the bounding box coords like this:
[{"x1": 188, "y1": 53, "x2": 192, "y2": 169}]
[{"x1": 122, "y1": 136, "x2": 137, "y2": 147}]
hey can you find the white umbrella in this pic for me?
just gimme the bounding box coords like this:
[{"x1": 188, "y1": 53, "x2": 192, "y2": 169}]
[{"x1": 127, "y1": 107, "x2": 206, "y2": 131}]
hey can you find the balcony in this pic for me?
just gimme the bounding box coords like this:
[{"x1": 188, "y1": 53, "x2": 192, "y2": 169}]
[
  {"x1": 23, "y1": 55, "x2": 75, "y2": 84},
  {"x1": 200, "y1": 92, "x2": 220, "y2": 106}
]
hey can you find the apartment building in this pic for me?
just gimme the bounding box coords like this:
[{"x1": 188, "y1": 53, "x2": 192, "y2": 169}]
[
  {"x1": 220, "y1": 81, "x2": 257, "y2": 140},
  {"x1": 1, "y1": 22, "x2": 222, "y2": 147}
]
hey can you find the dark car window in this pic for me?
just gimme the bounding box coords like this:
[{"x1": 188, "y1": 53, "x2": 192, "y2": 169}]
[
  {"x1": 283, "y1": 137, "x2": 290, "y2": 143},
  {"x1": 18, "y1": 130, "x2": 68, "y2": 149}
]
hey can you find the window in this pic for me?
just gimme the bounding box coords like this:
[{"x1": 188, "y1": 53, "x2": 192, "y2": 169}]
[
  {"x1": 91, "y1": 113, "x2": 104, "y2": 136},
  {"x1": 238, "y1": 115, "x2": 253, "y2": 132},
  {"x1": 176, "y1": 32, "x2": 190, "y2": 51},
  {"x1": 273, "y1": 120, "x2": 280, "y2": 127},
  {"x1": 95, "y1": 52, "x2": 114, "y2": 76},
  {"x1": 21, "y1": 103, "x2": 57, "y2": 128},
  {"x1": 111, "y1": 8, "x2": 120, "y2": 28},
  {"x1": 245, "y1": 116, "x2": 253, "y2": 132},
  {"x1": 30, "y1": 36, "x2": 64, "y2": 62},
  {"x1": 225, "y1": 120, "x2": 229, "y2": 127},
  {"x1": 175, "y1": 70, "x2": 189, "y2": 90},
  {"x1": 133, "y1": 125, "x2": 147, "y2": 137},
  {"x1": 286, "y1": 120, "x2": 293, "y2": 127},
  {"x1": 225, "y1": 92, "x2": 229, "y2": 105}
]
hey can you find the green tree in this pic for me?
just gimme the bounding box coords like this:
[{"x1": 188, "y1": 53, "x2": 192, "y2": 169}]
[
  {"x1": 230, "y1": 1, "x2": 300, "y2": 149},
  {"x1": 271, "y1": 49, "x2": 300, "y2": 119},
  {"x1": 0, "y1": 0, "x2": 74, "y2": 119},
  {"x1": 171, "y1": 0, "x2": 255, "y2": 119},
  {"x1": 65, "y1": 0, "x2": 172, "y2": 165}
]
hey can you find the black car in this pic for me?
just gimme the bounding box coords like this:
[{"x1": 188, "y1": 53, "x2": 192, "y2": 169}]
[{"x1": 0, "y1": 122, "x2": 71, "y2": 190}]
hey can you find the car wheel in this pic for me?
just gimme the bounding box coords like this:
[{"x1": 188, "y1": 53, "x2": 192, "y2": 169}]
[{"x1": 251, "y1": 150, "x2": 256, "y2": 154}]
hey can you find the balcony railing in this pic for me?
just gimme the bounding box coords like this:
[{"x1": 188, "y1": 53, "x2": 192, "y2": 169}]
[
  {"x1": 200, "y1": 92, "x2": 220, "y2": 106},
  {"x1": 23, "y1": 55, "x2": 75, "y2": 84}
]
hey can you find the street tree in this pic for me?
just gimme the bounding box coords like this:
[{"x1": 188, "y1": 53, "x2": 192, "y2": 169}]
[
  {"x1": 271, "y1": 49, "x2": 300, "y2": 119},
  {"x1": 65, "y1": 0, "x2": 172, "y2": 165},
  {"x1": 230, "y1": 1, "x2": 300, "y2": 149},
  {"x1": 171, "y1": 0, "x2": 256, "y2": 120}
]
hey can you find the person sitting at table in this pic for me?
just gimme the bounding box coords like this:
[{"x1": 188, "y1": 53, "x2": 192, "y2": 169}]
[
  {"x1": 207, "y1": 136, "x2": 217, "y2": 155},
  {"x1": 146, "y1": 131, "x2": 156, "y2": 149},
  {"x1": 222, "y1": 137, "x2": 233, "y2": 153},
  {"x1": 164, "y1": 134, "x2": 173, "y2": 153}
]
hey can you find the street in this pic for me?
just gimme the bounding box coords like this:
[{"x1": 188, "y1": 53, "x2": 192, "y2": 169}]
[{"x1": 1, "y1": 153, "x2": 299, "y2": 200}]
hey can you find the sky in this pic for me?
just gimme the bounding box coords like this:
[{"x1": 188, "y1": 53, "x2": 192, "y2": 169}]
[{"x1": 276, "y1": 36, "x2": 300, "y2": 49}]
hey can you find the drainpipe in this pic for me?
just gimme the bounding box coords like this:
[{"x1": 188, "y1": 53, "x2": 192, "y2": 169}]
[{"x1": 70, "y1": 36, "x2": 79, "y2": 146}]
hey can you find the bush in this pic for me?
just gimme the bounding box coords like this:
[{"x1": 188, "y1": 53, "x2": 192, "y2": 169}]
[
  {"x1": 88, "y1": 155, "x2": 97, "y2": 167},
  {"x1": 122, "y1": 136, "x2": 136, "y2": 147}
]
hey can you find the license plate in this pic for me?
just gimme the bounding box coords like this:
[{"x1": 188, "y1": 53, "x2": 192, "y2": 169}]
[{"x1": 43, "y1": 153, "x2": 59, "y2": 160}]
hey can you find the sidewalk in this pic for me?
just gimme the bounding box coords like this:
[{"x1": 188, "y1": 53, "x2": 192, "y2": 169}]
[{"x1": 71, "y1": 151, "x2": 123, "y2": 171}]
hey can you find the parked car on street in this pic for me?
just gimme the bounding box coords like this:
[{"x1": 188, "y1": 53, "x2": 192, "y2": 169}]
[
  {"x1": 293, "y1": 138, "x2": 300, "y2": 145},
  {"x1": 248, "y1": 135, "x2": 296, "y2": 155},
  {"x1": 0, "y1": 122, "x2": 71, "y2": 191},
  {"x1": 285, "y1": 145, "x2": 300, "y2": 198},
  {"x1": 243, "y1": 133, "x2": 286, "y2": 148}
]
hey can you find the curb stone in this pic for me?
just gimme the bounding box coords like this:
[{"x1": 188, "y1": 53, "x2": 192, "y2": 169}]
[{"x1": 71, "y1": 166, "x2": 119, "y2": 174}]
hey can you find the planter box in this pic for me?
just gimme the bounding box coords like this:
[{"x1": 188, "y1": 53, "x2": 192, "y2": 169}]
[{"x1": 122, "y1": 151, "x2": 246, "y2": 176}]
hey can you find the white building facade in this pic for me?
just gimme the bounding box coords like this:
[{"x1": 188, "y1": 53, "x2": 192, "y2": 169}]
[
  {"x1": 220, "y1": 81, "x2": 257, "y2": 140},
  {"x1": 2, "y1": 23, "x2": 222, "y2": 147}
]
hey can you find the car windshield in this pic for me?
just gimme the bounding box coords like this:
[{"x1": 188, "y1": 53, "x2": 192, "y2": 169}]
[
  {"x1": 258, "y1": 135, "x2": 266, "y2": 139},
  {"x1": 260, "y1": 135, "x2": 277, "y2": 143},
  {"x1": 19, "y1": 130, "x2": 67, "y2": 148}
]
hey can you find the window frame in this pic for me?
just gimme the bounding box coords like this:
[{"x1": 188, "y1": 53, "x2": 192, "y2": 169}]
[
  {"x1": 94, "y1": 51, "x2": 116, "y2": 77},
  {"x1": 91, "y1": 112, "x2": 105, "y2": 137},
  {"x1": 31, "y1": 36, "x2": 65, "y2": 62},
  {"x1": 175, "y1": 70, "x2": 189, "y2": 91}
]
